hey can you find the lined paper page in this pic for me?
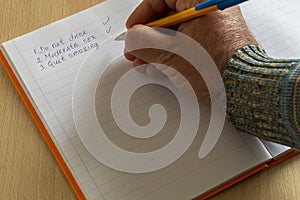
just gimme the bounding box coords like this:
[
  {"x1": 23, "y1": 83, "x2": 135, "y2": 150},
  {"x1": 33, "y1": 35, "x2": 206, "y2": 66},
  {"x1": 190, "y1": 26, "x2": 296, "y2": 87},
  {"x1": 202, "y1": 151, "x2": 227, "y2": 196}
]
[
  {"x1": 72, "y1": 48, "x2": 271, "y2": 200},
  {"x1": 241, "y1": 0, "x2": 300, "y2": 58},
  {"x1": 260, "y1": 140, "x2": 290, "y2": 158},
  {"x1": 3, "y1": 1, "x2": 142, "y2": 199},
  {"x1": 2, "y1": 0, "x2": 276, "y2": 199}
]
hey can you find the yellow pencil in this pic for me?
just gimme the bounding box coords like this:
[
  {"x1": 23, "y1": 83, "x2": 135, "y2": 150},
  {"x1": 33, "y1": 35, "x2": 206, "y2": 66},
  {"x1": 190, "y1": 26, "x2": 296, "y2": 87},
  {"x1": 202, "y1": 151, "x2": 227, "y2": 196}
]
[
  {"x1": 115, "y1": 0, "x2": 248, "y2": 40},
  {"x1": 146, "y1": 6, "x2": 218, "y2": 28}
]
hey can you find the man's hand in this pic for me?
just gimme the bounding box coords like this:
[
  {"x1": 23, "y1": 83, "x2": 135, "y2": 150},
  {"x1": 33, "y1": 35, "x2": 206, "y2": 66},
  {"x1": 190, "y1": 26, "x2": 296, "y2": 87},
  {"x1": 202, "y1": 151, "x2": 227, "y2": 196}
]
[{"x1": 124, "y1": 0, "x2": 258, "y2": 101}]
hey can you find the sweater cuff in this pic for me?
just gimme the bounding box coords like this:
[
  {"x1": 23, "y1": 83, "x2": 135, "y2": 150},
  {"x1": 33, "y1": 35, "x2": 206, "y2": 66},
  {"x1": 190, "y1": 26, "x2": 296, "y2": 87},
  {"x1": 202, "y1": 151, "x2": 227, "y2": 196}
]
[{"x1": 223, "y1": 45, "x2": 300, "y2": 148}]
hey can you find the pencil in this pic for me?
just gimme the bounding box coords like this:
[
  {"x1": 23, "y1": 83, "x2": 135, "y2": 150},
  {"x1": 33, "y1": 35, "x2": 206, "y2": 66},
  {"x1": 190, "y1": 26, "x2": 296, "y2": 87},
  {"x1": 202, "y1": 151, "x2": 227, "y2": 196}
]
[
  {"x1": 146, "y1": 5, "x2": 218, "y2": 28},
  {"x1": 115, "y1": 0, "x2": 248, "y2": 40}
]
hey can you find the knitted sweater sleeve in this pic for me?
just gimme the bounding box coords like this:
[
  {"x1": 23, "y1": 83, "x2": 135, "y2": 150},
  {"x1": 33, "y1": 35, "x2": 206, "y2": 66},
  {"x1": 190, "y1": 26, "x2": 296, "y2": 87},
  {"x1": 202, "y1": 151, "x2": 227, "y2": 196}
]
[{"x1": 223, "y1": 45, "x2": 300, "y2": 149}]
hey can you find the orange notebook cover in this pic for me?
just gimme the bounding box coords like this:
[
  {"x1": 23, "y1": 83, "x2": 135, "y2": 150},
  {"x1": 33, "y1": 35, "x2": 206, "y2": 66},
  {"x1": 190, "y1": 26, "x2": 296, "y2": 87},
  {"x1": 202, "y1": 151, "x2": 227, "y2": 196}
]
[
  {"x1": 1, "y1": 43, "x2": 299, "y2": 200},
  {"x1": 2, "y1": 47, "x2": 299, "y2": 200},
  {"x1": 1, "y1": 47, "x2": 298, "y2": 199},
  {"x1": 1, "y1": 1, "x2": 299, "y2": 199}
]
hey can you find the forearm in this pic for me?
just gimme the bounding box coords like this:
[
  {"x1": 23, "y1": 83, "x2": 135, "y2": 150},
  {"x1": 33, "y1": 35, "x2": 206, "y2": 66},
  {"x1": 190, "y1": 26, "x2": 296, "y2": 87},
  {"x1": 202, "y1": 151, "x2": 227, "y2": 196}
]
[{"x1": 223, "y1": 45, "x2": 300, "y2": 148}]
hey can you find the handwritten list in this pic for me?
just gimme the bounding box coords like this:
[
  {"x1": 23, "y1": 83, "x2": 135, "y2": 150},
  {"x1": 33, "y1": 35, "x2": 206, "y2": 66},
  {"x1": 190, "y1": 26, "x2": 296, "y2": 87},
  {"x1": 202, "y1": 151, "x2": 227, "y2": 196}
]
[{"x1": 32, "y1": 29, "x2": 99, "y2": 71}]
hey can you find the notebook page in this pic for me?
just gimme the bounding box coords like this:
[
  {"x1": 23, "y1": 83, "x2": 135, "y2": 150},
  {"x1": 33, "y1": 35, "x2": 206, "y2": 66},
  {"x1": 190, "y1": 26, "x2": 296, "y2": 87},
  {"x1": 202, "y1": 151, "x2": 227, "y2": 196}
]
[
  {"x1": 2, "y1": 0, "x2": 141, "y2": 199},
  {"x1": 260, "y1": 140, "x2": 291, "y2": 158},
  {"x1": 2, "y1": 0, "x2": 273, "y2": 199},
  {"x1": 72, "y1": 46, "x2": 271, "y2": 199},
  {"x1": 241, "y1": 0, "x2": 300, "y2": 58}
]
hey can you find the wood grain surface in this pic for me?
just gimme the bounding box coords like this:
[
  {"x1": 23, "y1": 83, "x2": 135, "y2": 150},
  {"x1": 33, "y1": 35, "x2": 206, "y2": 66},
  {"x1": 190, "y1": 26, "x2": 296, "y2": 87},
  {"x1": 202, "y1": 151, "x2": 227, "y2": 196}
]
[{"x1": 0, "y1": 0, "x2": 299, "y2": 199}]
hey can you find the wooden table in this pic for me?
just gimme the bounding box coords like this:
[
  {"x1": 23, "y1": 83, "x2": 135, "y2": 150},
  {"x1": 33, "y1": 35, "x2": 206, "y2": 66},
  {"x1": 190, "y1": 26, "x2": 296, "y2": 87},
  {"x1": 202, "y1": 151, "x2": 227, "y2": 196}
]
[{"x1": 1, "y1": 0, "x2": 300, "y2": 199}]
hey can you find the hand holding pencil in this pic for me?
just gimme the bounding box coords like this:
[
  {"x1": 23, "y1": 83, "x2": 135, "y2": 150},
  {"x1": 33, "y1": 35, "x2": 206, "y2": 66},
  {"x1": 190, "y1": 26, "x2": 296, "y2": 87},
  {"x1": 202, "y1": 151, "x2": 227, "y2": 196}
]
[{"x1": 124, "y1": 0, "x2": 258, "y2": 102}]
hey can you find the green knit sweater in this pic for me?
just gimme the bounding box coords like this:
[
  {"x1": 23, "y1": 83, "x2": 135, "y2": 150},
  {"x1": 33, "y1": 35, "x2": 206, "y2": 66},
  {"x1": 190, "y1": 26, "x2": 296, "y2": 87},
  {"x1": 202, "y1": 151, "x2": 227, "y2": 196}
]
[{"x1": 223, "y1": 45, "x2": 300, "y2": 149}]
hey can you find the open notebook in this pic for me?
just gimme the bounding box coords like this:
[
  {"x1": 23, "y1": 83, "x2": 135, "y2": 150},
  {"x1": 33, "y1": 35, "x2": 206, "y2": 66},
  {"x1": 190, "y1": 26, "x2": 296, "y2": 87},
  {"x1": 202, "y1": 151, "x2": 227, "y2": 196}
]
[{"x1": 0, "y1": 0, "x2": 299, "y2": 199}]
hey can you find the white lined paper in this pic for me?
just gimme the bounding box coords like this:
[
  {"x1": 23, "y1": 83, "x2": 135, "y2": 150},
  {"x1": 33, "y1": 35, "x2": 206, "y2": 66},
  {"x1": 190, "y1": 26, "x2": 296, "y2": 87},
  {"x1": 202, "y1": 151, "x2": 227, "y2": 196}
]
[{"x1": 2, "y1": 0, "x2": 296, "y2": 199}]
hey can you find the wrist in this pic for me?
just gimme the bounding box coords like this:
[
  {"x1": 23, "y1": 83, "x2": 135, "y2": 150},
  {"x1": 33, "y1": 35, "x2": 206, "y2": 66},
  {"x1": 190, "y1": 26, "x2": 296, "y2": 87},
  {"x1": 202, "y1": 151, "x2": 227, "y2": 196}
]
[
  {"x1": 195, "y1": 7, "x2": 258, "y2": 71},
  {"x1": 223, "y1": 45, "x2": 300, "y2": 148}
]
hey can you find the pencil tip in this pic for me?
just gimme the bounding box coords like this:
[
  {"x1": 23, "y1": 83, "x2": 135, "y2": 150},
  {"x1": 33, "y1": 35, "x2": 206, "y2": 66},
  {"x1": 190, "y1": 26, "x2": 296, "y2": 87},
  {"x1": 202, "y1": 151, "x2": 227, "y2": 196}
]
[{"x1": 114, "y1": 32, "x2": 126, "y2": 41}]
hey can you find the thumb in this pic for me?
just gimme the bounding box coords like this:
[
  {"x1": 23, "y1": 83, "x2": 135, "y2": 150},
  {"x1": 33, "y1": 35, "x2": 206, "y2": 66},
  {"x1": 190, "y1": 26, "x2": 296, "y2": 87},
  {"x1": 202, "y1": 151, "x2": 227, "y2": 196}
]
[
  {"x1": 125, "y1": 26, "x2": 209, "y2": 102},
  {"x1": 125, "y1": 25, "x2": 176, "y2": 63}
]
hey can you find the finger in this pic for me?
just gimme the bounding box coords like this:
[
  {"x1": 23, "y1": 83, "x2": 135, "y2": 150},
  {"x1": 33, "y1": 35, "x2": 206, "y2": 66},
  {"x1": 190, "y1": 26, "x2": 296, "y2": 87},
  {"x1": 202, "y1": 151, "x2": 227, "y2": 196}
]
[
  {"x1": 133, "y1": 58, "x2": 147, "y2": 73},
  {"x1": 125, "y1": 25, "x2": 176, "y2": 64},
  {"x1": 133, "y1": 59, "x2": 166, "y2": 78},
  {"x1": 146, "y1": 65, "x2": 166, "y2": 78},
  {"x1": 124, "y1": 51, "x2": 136, "y2": 61},
  {"x1": 125, "y1": 25, "x2": 191, "y2": 78},
  {"x1": 125, "y1": 25, "x2": 210, "y2": 102},
  {"x1": 126, "y1": 0, "x2": 175, "y2": 28}
]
